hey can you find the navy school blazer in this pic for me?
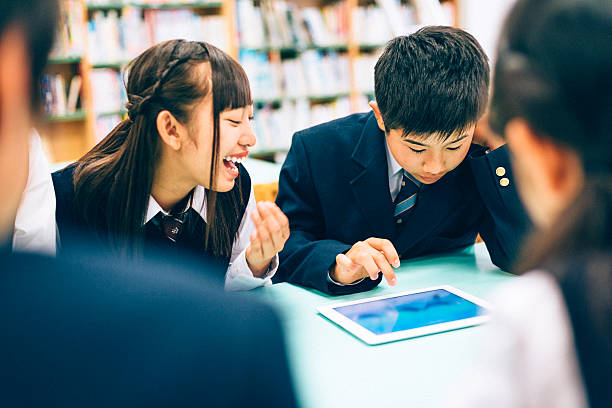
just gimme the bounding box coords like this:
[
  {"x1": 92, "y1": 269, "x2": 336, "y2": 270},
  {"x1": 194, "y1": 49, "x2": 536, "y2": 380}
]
[{"x1": 275, "y1": 111, "x2": 531, "y2": 295}]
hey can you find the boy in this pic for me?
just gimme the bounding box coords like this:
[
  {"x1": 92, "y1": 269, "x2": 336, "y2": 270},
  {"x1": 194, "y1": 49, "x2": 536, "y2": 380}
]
[{"x1": 275, "y1": 26, "x2": 530, "y2": 295}]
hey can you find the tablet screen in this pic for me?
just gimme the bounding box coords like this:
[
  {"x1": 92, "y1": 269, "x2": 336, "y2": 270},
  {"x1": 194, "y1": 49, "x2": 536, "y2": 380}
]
[{"x1": 332, "y1": 288, "x2": 486, "y2": 335}]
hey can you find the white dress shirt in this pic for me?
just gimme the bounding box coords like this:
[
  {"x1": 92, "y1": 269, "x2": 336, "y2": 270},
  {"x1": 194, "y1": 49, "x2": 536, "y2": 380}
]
[
  {"x1": 145, "y1": 185, "x2": 278, "y2": 291},
  {"x1": 12, "y1": 130, "x2": 56, "y2": 255},
  {"x1": 447, "y1": 271, "x2": 588, "y2": 408},
  {"x1": 328, "y1": 137, "x2": 402, "y2": 286}
]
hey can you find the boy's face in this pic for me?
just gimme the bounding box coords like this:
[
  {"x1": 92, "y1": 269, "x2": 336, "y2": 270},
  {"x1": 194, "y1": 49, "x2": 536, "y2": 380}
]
[{"x1": 385, "y1": 126, "x2": 474, "y2": 184}]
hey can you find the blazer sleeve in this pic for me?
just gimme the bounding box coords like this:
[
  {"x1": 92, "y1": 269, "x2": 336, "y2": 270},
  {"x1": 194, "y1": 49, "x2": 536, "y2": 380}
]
[
  {"x1": 469, "y1": 145, "x2": 532, "y2": 272},
  {"x1": 275, "y1": 132, "x2": 381, "y2": 295}
]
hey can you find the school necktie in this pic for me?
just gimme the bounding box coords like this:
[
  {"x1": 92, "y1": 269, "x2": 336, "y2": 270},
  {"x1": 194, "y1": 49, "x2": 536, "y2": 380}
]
[
  {"x1": 393, "y1": 170, "x2": 420, "y2": 226},
  {"x1": 151, "y1": 212, "x2": 187, "y2": 243}
]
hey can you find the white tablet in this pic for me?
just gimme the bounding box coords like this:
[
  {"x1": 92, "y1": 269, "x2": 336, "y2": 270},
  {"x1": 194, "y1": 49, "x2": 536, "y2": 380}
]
[{"x1": 317, "y1": 285, "x2": 492, "y2": 345}]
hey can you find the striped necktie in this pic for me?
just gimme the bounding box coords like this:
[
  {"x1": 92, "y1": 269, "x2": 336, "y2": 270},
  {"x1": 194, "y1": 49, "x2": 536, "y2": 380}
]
[{"x1": 393, "y1": 170, "x2": 421, "y2": 225}]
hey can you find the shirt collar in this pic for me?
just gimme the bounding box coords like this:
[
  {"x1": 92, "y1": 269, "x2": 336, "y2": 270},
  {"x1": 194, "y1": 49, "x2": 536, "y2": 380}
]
[
  {"x1": 144, "y1": 185, "x2": 207, "y2": 224},
  {"x1": 384, "y1": 135, "x2": 423, "y2": 188},
  {"x1": 384, "y1": 136, "x2": 403, "y2": 180}
]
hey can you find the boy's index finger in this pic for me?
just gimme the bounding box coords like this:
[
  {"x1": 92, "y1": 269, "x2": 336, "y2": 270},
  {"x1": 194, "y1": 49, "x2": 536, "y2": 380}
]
[{"x1": 365, "y1": 237, "x2": 400, "y2": 267}]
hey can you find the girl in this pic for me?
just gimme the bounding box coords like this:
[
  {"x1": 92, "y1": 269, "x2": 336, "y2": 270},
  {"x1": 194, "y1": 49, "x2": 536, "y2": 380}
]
[
  {"x1": 453, "y1": 0, "x2": 612, "y2": 406},
  {"x1": 53, "y1": 40, "x2": 289, "y2": 290}
]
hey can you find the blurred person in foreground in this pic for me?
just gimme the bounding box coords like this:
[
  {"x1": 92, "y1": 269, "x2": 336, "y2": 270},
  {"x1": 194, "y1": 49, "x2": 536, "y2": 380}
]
[
  {"x1": 0, "y1": 1, "x2": 297, "y2": 406},
  {"x1": 451, "y1": 0, "x2": 612, "y2": 407}
]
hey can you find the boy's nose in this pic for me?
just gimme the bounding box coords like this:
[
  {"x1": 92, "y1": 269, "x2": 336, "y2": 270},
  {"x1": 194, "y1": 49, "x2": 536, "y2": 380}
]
[{"x1": 423, "y1": 153, "x2": 445, "y2": 174}]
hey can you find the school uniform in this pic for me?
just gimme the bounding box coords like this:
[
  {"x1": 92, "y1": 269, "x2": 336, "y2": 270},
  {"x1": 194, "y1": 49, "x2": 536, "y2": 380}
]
[
  {"x1": 12, "y1": 130, "x2": 56, "y2": 255},
  {"x1": 52, "y1": 163, "x2": 277, "y2": 291},
  {"x1": 450, "y1": 251, "x2": 612, "y2": 408},
  {"x1": 275, "y1": 111, "x2": 531, "y2": 295},
  {"x1": 1, "y1": 247, "x2": 297, "y2": 407}
]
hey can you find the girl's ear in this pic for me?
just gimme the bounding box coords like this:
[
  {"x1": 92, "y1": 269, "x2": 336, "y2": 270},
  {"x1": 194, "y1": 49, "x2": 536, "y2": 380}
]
[{"x1": 156, "y1": 110, "x2": 185, "y2": 151}]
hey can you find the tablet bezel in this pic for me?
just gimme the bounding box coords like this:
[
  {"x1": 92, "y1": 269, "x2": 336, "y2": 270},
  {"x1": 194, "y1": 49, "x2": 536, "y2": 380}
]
[{"x1": 317, "y1": 285, "x2": 492, "y2": 345}]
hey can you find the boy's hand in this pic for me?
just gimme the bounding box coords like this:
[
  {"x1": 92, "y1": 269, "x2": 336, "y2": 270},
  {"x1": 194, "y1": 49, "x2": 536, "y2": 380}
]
[
  {"x1": 246, "y1": 201, "x2": 290, "y2": 277},
  {"x1": 473, "y1": 115, "x2": 505, "y2": 151},
  {"x1": 331, "y1": 238, "x2": 400, "y2": 285}
]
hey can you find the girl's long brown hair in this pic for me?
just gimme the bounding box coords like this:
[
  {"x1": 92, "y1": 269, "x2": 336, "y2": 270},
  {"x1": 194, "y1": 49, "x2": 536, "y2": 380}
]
[{"x1": 73, "y1": 40, "x2": 252, "y2": 258}]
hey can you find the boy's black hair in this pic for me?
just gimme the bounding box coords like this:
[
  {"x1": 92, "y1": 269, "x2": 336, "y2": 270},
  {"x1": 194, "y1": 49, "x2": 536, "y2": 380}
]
[
  {"x1": 0, "y1": 0, "x2": 58, "y2": 109},
  {"x1": 374, "y1": 26, "x2": 490, "y2": 140}
]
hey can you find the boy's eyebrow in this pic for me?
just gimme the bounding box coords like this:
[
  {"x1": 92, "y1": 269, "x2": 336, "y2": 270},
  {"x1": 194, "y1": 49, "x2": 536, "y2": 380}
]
[{"x1": 404, "y1": 134, "x2": 469, "y2": 147}]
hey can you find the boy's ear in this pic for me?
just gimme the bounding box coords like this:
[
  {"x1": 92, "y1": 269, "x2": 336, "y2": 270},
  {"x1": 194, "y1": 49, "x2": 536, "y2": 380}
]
[
  {"x1": 156, "y1": 110, "x2": 183, "y2": 151},
  {"x1": 368, "y1": 101, "x2": 386, "y2": 132}
]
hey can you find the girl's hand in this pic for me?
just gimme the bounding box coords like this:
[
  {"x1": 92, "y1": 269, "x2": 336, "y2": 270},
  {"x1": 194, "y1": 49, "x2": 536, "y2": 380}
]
[{"x1": 246, "y1": 201, "x2": 290, "y2": 277}]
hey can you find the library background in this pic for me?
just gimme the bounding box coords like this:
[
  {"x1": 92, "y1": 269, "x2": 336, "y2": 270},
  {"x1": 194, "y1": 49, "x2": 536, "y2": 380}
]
[{"x1": 40, "y1": 0, "x2": 510, "y2": 165}]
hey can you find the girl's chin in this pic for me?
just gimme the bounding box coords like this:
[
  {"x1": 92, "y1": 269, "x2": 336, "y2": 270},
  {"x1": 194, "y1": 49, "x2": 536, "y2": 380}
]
[{"x1": 212, "y1": 178, "x2": 235, "y2": 192}]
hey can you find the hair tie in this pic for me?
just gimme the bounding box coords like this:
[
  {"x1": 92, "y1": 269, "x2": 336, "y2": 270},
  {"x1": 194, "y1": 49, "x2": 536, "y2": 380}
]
[{"x1": 126, "y1": 94, "x2": 151, "y2": 121}]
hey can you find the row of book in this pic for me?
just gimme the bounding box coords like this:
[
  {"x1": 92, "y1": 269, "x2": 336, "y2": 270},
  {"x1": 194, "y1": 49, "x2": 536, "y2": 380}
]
[
  {"x1": 236, "y1": 0, "x2": 454, "y2": 50},
  {"x1": 240, "y1": 49, "x2": 382, "y2": 101},
  {"x1": 50, "y1": 0, "x2": 86, "y2": 59},
  {"x1": 41, "y1": 74, "x2": 83, "y2": 117},
  {"x1": 89, "y1": 69, "x2": 128, "y2": 115},
  {"x1": 252, "y1": 95, "x2": 371, "y2": 153},
  {"x1": 237, "y1": 0, "x2": 349, "y2": 50},
  {"x1": 86, "y1": 0, "x2": 221, "y2": 7},
  {"x1": 240, "y1": 49, "x2": 351, "y2": 101},
  {"x1": 87, "y1": 8, "x2": 228, "y2": 64}
]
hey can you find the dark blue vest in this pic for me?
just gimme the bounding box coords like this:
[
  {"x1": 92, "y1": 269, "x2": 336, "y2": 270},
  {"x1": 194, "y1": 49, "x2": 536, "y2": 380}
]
[{"x1": 52, "y1": 163, "x2": 251, "y2": 270}]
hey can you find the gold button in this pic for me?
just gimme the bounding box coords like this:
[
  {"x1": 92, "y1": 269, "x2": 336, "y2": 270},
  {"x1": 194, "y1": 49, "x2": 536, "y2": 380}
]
[
  {"x1": 496, "y1": 167, "x2": 506, "y2": 177},
  {"x1": 401, "y1": 181, "x2": 406, "y2": 187},
  {"x1": 396, "y1": 219, "x2": 403, "y2": 224},
  {"x1": 500, "y1": 177, "x2": 510, "y2": 187}
]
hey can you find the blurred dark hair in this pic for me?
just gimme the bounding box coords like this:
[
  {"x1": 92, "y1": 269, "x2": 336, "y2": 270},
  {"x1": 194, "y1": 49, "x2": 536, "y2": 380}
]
[
  {"x1": 490, "y1": 0, "x2": 612, "y2": 272},
  {"x1": 0, "y1": 0, "x2": 58, "y2": 109},
  {"x1": 374, "y1": 26, "x2": 489, "y2": 140},
  {"x1": 73, "y1": 40, "x2": 252, "y2": 258},
  {"x1": 492, "y1": 2, "x2": 612, "y2": 406}
]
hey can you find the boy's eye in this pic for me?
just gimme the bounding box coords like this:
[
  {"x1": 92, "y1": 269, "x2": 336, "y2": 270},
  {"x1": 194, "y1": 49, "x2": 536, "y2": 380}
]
[
  {"x1": 410, "y1": 147, "x2": 425, "y2": 153},
  {"x1": 227, "y1": 119, "x2": 241, "y2": 125},
  {"x1": 447, "y1": 146, "x2": 461, "y2": 151}
]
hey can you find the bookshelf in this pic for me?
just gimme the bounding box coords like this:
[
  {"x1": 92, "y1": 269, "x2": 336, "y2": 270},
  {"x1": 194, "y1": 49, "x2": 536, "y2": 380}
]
[{"x1": 39, "y1": 0, "x2": 458, "y2": 163}]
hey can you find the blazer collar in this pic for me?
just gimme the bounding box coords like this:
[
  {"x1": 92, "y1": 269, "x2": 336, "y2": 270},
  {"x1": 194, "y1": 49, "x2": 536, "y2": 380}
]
[{"x1": 349, "y1": 112, "x2": 396, "y2": 239}]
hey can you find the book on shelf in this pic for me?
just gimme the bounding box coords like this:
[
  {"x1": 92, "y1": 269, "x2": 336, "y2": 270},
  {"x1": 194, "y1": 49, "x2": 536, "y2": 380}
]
[
  {"x1": 240, "y1": 49, "x2": 350, "y2": 102},
  {"x1": 236, "y1": 0, "x2": 349, "y2": 50},
  {"x1": 351, "y1": 6, "x2": 393, "y2": 47},
  {"x1": 66, "y1": 75, "x2": 83, "y2": 113},
  {"x1": 89, "y1": 69, "x2": 127, "y2": 115},
  {"x1": 95, "y1": 115, "x2": 123, "y2": 143},
  {"x1": 87, "y1": 6, "x2": 229, "y2": 65},
  {"x1": 50, "y1": 0, "x2": 86, "y2": 59},
  {"x1": 41, "y1": 74, "x2": 82, "y2": 117},
  {"x1": 252, "y1": 97, "x2": 355, "y2": 154}
]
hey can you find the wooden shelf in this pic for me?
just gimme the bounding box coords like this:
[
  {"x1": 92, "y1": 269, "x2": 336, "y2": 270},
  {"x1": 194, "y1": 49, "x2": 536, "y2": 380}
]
[
  {"x1": 86, "y1": 1, "x2": 222, "y2": 9},
  {"x1": 44, "y1": 110, "x2": 88, "y2": 123},
  {"x1": 48, "y1": 56, "x2": 83, "y2": 64},
  {"x1": 45, "y1": 0, "x2": 458, "y2": 164},
  {"x1": 96, "y1": 109, "x2": 126, "y2": 117},
  {"x1": 91, "y1": 61, "x2": 129, "y2": 69}
]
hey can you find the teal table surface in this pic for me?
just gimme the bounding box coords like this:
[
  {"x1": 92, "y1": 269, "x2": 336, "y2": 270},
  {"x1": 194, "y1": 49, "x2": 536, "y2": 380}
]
[{"x1": 253, "y1": 243, "x2": 516, "y2": 408}]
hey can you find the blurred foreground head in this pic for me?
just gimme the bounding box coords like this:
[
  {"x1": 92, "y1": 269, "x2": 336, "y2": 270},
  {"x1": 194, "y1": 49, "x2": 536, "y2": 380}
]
[
  {"x1": 0, "y1": 0, "x2": 58, "y2": 247},
  {"x1": 491, "y1": 0, "x2": 612, "y2": 267}
]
